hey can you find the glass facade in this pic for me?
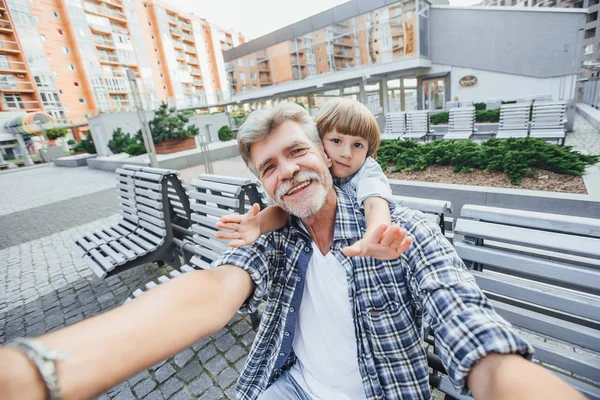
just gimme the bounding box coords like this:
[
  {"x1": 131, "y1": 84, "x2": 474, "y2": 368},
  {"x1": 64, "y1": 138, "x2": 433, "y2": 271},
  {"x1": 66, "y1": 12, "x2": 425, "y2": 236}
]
[{"x1": 226, "y1": 0, "x2": 418, "y2": 96}]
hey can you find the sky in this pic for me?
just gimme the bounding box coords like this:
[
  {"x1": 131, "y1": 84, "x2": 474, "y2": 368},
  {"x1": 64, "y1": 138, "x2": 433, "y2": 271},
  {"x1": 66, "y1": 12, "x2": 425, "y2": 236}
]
[{"x1": 168, "y1": 0, "x2": 481, "y2": 40}]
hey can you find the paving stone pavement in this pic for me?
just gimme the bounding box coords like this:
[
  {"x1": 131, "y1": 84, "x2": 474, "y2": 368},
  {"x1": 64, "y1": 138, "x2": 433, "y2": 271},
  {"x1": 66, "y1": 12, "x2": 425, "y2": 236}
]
[
  {"x1": 0, "y1": 214, "x2": 257, "y2": 399},
  {"x1": 0, "y1": 188, "x2": 119, "y2": 250},
  {"x1": 566, "y1": 115, "x2": 600, "y2": 155},
  {"x1": 0, "y1": 164, "x2": 116, "y2": 216}
]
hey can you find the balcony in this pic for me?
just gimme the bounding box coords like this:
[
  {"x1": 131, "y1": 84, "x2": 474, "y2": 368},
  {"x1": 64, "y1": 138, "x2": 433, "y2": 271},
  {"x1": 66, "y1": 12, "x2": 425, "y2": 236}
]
[
  {"x1": 184, "y1": 46, "x2": 196, "y2": 55},
  {"x1": 0, "y1": 40, "x2": 20, "y2": 54},
  {"x1": 257, "y1": 62, "x2": 270, "y2": 72},
  {"x1": 176, "y1": 53, "x2": 185, "y2": 62},
  {"x1": 1, "y1": 99, "x2": 41, "y2": 111},
  {"x1": 181, "y1": 23, "x2": 192, "y2": 33},
  {"x1": 260, "y1": 78, "x2": 272, "y2": 85},
  {"x1": 190, "y1": 68, "x2": 201, "y2": 76},
  {"x1": 110, "y1": 98, "x2": 133, "y2": 110},
  {"x1": 99, "y1": 0, "x2": 123, "y2": 7},
  {"x1": 183, "y1": 34, "x2": 194, "y2": 43},
  {"x1": 85, "y1": 2, "x2": 127, "y2": 22},
  {"x1": 94, "y1": 36, "x2": 116, "y2": 49},
  {"x1": 0, "y1": 60, "x2": 28, "y2": 74},
  {"x1": 104, "y1": 76, "x2": 130, "y2": 93},
  {"x1": 173, "y1": 41, "x2": 183, "y2": 50},
  {"x1": 334, "y1": 50, "x2": 353, "y2": 58},
  {"x1": 98, "y1": 53, "x2": 120, "y2": 64},
  {"x1": 193, "y1": 79, "x2": 203, "y2": 86},
  {"x1": 188, "y1": 57, "x2": 199, "y2": 65},
  {"x1": 333, "y1": 37, "x2": 353, "y2": 47},
  {"x1": 0, "y1": 80, "x2": 36, "y2": 92},
  {"x1": 0, "y1": 19, "x2": 13, "y2": 32},
  {"x1": 225, "y1": 63, "x2": 235, "y2": 72},
  {"x1": 170, "y1": 27, "x2": 183, "y2": 37},
  {"x1": 111, "y1": 25, "x2": 129, "y2": 35}
]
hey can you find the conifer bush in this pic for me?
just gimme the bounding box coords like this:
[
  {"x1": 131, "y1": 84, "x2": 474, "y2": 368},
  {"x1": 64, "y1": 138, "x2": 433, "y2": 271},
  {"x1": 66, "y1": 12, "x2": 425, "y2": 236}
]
[{"x1": 378, "y1": 137, "x2": 599, "y2": 185}]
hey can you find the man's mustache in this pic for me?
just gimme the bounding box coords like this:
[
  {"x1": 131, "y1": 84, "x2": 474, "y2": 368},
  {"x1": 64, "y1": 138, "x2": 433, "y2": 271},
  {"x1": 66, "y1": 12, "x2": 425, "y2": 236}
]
[{"x1": 275, "y1": 171, "x2": 321, "y2": 201}]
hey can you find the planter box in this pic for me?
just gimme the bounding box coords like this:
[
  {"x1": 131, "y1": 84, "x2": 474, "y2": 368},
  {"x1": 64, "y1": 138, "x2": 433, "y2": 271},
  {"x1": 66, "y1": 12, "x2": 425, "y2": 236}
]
[{"x1": 155, "y1": 137, "x2": 196, "y2": 154}]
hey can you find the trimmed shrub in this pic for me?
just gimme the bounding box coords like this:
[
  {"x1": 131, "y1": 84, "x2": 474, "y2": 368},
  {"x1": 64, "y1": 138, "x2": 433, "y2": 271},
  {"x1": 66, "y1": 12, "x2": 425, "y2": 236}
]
[
  {"x1": 475, "y1": 109, "x2": 500, "y2": 123},
  {"x1": 73, "y1": 132, "x2": 96, "y2": 154},
  {"x1": 474, "y1": 102, "x2": 486, "y2": 111},
  {"x1": 123, "y1": 142, "x2": 146, "y2": 156},
  {"x1": 108, "y1": 128, "x2": 138, "y2": 154},
  {"x1": 147, "y1": 102, "x2": 200, "y2": 144},
  {"x1": 430, "y1": 112, "x2": 449, "y2": 125},
  {"x1": 218, "y1": 125, "x2": 234, "y2": 141},
  {"x1": 378, "y1": 137, "x2": 599, "y2": 185}
]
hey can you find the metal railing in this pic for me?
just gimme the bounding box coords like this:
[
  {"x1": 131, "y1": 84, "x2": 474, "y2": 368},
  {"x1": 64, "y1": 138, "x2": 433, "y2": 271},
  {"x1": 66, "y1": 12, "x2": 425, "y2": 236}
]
[
  {"x1": 94, "y1": 37, "x2": 115, "y2": 47},
  {"x1": 0, "y1": 80, "x2": 35, "y2": 91},
  {"x1": 184, "y1": 34, "x2": 194, "y2": 42},
  {"x1": 99, "y1": 53, "x2": 120, "y2": 63},
  {"x1": 111, "y1": 25, "x2": 128, "y2": 35},
  {"x1": 190, "y1": 68, "x2": 201, "y2": 75},
  {"x1": 188, "y1": 57, "x2": 199, "y2": 64},
  {"x1": 0, "y1": 60, "x2": 27, "y2": 71},
  {"x1": 185, "y1": 46, "x2": 196, "y2": 54},
  {"x1": 0, "y1": 40, "x2": 19, "y2": 51},
  {"x1": 170, "y1": 27, "x2": 183, "y2": 36},
  {"x1": 104, "y1": 76, "x2": 129, "y2": 92},
  {"x1": 193, "y1": 79, "x2": 203, "y2": 86},
  {"x1": 1, "y1": 99, "x2": 41, "y2": 110},
  {"x1": 0, "y1": 19, "x2": 13, "y2": 31}
]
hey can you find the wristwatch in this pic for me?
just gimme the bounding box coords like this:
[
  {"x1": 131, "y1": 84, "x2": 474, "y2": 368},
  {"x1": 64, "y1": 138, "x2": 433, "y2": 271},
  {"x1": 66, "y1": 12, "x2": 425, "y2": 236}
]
[{"x1": 7, "y1": 338, "x2": 67, "y2": 400}]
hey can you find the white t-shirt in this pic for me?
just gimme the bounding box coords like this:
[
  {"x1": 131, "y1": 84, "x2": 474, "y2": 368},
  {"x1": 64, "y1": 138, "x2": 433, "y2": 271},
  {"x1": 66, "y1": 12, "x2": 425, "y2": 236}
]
[
  {"x1": 289, "y1": 240, "x2": 367, "y2": 400},
  {"x1": 334, "y1": 156, "x2": 395, "y2": 208}
]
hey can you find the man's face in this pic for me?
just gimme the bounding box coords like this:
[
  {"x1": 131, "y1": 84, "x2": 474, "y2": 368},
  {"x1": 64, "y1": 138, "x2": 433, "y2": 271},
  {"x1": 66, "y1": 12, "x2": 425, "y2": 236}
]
[
  {"x1": 321, "y1": 128, "x2": 369, "y2": 179},
  {"x1": 250, "y1": 120, "x2": 333, "y2": 218}
]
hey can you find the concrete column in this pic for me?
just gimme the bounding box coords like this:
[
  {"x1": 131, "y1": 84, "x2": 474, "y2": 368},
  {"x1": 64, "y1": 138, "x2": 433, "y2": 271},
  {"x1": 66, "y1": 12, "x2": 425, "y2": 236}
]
[
  {"x1": 380, "y1": 78, "x2": 389, "y2": 115},
  {"x1": 0, "y1": 150, "x2": 5, "y2": 164},
  {"x1": 359, "y1": 81, "x2": 366, "y2": 104},
  {"x1": 400, "y1": 79, "x2": 406, "y2": 111}
]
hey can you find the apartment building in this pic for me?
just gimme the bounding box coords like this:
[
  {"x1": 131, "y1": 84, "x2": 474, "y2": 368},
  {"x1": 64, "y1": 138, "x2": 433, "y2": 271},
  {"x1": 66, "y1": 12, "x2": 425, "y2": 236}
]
[
  {"x1": 222, "y1": 0, "x2": 583, "y2": 114},
  {"x1": 0, "y1": 0, "x2": 243, "y2": 138},
  {"x1": 476, "y1": 0, "x2": 599, "y2": 77}
]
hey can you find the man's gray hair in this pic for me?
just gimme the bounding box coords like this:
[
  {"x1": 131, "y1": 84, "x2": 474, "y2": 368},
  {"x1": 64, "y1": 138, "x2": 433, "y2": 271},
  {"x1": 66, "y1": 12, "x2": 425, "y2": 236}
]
[{"x1": 237, "y1": 103, "x2": 321, "y2": 175}]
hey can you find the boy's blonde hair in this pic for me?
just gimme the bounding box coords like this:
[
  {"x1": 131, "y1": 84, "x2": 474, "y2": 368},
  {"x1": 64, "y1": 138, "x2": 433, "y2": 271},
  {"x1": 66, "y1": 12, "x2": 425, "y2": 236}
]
[{"x1": 314, "y1": 98, "x2": 380, "y2": 158}]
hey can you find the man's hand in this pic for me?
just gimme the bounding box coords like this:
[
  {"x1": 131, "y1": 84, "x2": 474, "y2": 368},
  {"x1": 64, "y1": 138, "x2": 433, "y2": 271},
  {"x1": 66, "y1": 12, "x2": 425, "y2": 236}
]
[
  {"x1": 216, "y1": 203, "x2": 261, "y2": 247},
  {"x1": 343, "y1": 223, "x2": 413, "y2": 260}
]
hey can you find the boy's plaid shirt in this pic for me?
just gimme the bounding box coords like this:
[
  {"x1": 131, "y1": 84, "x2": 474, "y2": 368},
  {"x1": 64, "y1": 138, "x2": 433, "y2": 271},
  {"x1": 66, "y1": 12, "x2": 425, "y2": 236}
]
[{"x1": 213, "y1": 188, "x2": 532, "y2": 400}]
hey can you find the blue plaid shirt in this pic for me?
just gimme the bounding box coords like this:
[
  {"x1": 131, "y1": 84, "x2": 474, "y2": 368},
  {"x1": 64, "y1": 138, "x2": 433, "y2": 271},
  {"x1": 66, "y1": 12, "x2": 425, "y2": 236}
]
[{"x1": 213, "y1": 188, "x2": 533, "y2": 400}]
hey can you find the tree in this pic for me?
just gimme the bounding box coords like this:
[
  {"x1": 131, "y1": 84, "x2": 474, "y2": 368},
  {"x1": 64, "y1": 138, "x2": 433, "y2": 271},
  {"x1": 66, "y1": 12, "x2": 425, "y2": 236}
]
[
  {"x1": 45, "y1": 128, "x2": 68, "y2": 141},
  {"x1": 108, "y1": 128, "x2": 138, "y2": 154},
  {"x1": 146, "y1": 102, "x2": 199, "y2": 144},
  {"x1": 73, "y1": 132, "x2": 97, "y2": 154}
]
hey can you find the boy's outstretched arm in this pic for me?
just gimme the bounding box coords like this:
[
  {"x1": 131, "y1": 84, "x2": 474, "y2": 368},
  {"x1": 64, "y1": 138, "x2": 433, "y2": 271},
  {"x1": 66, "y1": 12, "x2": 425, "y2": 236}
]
[
  {"x1": 216, "y1": 204, "x2": 288, "y2": 247},
  {"x1": 0, "y1": 266, "x2": 253, "y2": 400},
  {"x1": 343, "y1": 197, "x2": 413, "y2": 260}
]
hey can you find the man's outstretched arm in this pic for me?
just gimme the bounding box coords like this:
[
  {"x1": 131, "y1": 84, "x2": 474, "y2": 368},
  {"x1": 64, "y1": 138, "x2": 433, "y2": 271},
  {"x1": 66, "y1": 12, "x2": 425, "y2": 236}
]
[
  {"x1": 0, "y1": 265, "x2": 253, "y2": 400},
  {"x1": 468, "y1": 353, "x2": 585, "y2": 400}
]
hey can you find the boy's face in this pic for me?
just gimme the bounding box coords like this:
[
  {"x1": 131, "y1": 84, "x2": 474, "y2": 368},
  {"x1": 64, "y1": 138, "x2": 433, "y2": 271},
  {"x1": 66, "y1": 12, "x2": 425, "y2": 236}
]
[{"x1": 321, "y1": 128, "x2": 369, "y2": 179}]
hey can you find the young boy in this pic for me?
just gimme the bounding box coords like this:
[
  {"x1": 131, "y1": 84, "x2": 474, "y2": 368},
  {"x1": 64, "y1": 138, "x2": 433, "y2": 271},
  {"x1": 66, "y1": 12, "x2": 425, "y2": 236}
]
[{"x1": 216, "y1": 98, "x2": 412, "y2": 260}]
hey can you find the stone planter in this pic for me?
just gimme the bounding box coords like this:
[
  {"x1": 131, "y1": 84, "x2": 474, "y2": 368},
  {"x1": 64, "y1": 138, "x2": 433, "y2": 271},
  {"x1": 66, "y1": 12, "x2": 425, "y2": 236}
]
[{"x1": 154, "y1": 137, "x2": 196, "y2": 154}]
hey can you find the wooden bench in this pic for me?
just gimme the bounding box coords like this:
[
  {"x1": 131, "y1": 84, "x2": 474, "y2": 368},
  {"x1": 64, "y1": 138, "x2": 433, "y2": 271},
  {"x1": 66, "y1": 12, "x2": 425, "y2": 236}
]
[
  {"x1": 393, "y1": 195, "x2": 452, "y2": 237},
  {"x1": 73, "y1": 165, "x2": 191, "y2": 279},
  {"x1": 404, "y1": 111, "x2": 435, "y2": 141},
  {"x1": 123, "y1": 174, "x2": 267, "y2": 327},
  {"x1": 495, "y1": 103, "x2": 531, "y2": 139},
  {"x1": 444, "y1": 107, "x2": 476, "y2": 140},
  {"x1": 451, "y1": 205, "x2": 600, "y2": 399},
  {"x1": 383, "y1": 112, "x2": 406, "y2": 140},
  {"x1": 529, "y1": 101, "x2": 567, "y2": 145}
]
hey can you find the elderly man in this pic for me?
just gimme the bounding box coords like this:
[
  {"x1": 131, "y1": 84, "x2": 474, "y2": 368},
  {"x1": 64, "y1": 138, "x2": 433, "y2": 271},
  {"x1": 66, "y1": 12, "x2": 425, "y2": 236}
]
[{"x1": 0, "y1": 103, "x2": 584, "y2": 400}]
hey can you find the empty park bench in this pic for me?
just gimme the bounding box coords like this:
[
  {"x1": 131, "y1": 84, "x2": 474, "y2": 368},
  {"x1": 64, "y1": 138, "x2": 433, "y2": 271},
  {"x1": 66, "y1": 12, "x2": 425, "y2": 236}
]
[
  {"x1": 443, "y1": 106, "x2": 476, "y2": 140},
  {"x1": 73, "y1": 165, "x2": 191, "y2": 279},
  {"x1": 383, "y1": 112, "x2": 406, "y2": 140},
  {"x1": 529, "y1": 101, "x2": 568, "y2": 145},
  {"x1": 495, "y1": 103, "x2": 531, "y2": 139},
  {"x1": 452, "y1": 205, "x2": 600, "y2": 399},
  {"x1": 404, "y1": 111, "x2": 435, "y2": 141}
]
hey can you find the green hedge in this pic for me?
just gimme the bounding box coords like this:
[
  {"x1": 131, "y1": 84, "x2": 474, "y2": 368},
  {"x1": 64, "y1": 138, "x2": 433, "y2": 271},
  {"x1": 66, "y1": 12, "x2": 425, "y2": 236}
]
[
  {"x1": 430, "y1": 109, "x2": 500, "y2": 125},
  {"x1": 73, "y1": 132, "x2": 96, "y2": 154},
  {"x1": 377, "y1": 137, "x2": 599, "y2": 185}
]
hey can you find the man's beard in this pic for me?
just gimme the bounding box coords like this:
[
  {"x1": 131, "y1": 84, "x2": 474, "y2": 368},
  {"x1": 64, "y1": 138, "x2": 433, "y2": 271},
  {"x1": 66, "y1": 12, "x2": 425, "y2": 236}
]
[{"x1": 274, "y1": 170, "x2": 332, "y2": 219}]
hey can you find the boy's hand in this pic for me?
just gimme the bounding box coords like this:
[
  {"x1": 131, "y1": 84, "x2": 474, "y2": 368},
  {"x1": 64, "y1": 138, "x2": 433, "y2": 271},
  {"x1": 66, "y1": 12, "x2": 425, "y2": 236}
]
[
  {"x1": 215, "y1": 203, "x2": 261, "y2": 247},
  {"x1": 342, "y1": 224, "x2": 413, "y2": 260}
]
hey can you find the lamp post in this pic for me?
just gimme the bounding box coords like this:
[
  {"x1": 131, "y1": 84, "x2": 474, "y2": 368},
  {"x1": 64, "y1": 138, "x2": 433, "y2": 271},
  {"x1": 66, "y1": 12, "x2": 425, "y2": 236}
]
[{"x1": 127, "y1": 69, "x2": 158, "y2": 168}]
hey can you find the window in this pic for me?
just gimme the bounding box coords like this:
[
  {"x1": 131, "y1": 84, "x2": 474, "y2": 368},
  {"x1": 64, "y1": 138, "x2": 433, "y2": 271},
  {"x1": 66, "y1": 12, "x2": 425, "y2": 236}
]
[
  {"x1": 74, "y1": 81, "x2": 80, "y2": 86},
  {"x1": 585, "y1": 28, "x2": 596, "y2": 39},
  {"x1": 59, "y1": 89, "x2": 63, "y2": 94},
  {"x1": 78, "y1": 98, "x2": 85, "y2": 103},
  {"x1": 250, "y1": 72, "x2": 256, "y2": 80},
  {"x1": 157, "y1": 60, "x2": 161, "y2": 65},
  {"x1": 318, "y1": 57, "x2": 322, "y2": 63},
  {"x1": 62, "y1": 47, "x2": 70, "y2": 54},
  {"x1": 34, "y1": 15, "x2": 40, "y2": 23},
  {"x1": 53, "y1": 71, "x2": 58, "y2": 77},
  {"x1": 0, "y1": 55, "x2": 9, "y2": 69},
  {"x1": 3, "y1": 93, "x2": 24, "y2": 109},
  {"x1": 57, "y1": 29, "x2": 64, "y2": 36},
  {"x1": 585, "y1": 44, "x2": 595, "y2": 54},
  {"x1": 68, "y1": 64, "x2": 75, "y2": 71},
  {"x1": 53, "y1": 11, "x2": 59, "y2": 17},
  {"x1": 40, "y1": 34, "x2": 46, "y2": 42},
  {"x1": 588, "y1": 11, "x2": 598, "y2": 23}
]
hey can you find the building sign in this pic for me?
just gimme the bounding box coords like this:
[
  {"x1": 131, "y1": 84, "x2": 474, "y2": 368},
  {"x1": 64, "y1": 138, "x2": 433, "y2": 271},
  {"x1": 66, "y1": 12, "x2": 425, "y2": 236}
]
[{"x1": 459, "y1": 75, "x2": 478, "y2": 87}]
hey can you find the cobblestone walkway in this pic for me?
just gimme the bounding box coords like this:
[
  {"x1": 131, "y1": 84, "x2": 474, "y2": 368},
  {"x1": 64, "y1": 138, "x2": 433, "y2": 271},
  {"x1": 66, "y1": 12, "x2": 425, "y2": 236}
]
[
  {"x1": 0, "y1": 188, "x2": 118, "y2": 250},
  {"x1": 0, "y1": 164, "x2": 116, "y2": 216},
  {"x1": 566, "y1": 115, "x2": 600, "y2": 155}
]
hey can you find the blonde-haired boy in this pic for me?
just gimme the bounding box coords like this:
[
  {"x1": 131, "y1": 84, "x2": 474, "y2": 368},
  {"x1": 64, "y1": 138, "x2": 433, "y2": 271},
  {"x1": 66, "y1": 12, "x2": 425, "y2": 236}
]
[{"x1": 217, "y1": 98, "x2": 412, "y2": 259}]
